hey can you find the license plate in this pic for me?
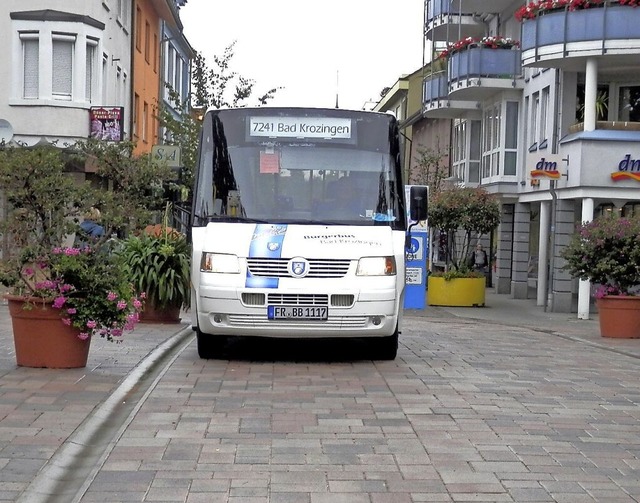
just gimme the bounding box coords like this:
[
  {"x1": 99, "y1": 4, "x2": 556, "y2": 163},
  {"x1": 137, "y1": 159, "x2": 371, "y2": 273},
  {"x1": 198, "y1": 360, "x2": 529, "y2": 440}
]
[{"x1": 267, "y1": 305, "x2": 328, "y2": 320}]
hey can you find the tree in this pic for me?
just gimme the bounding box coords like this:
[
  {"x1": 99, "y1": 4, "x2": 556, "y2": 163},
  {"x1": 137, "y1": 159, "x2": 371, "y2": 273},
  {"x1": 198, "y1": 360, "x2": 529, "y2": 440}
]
[
  {"x1": 191, "y1": 41, "x2": 281, "y2": 111},
  {"x1": 73, "y1": 139, "x2": 177, "y2": 241},
  {"x1": 157, "y1": 41, "x2": 281, "y2": 221},
  {"x1": 410, "y1": 144, "x2": 449, "y2": 196},
  {"x1": 429, "y1": 187, "x2": 501, "y2": 271}
]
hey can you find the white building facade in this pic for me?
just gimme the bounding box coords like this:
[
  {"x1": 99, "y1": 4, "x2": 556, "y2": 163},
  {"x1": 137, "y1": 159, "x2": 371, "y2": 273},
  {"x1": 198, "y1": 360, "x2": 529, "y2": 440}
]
[
  {"x1": 0, "y1": 1, "x2": 133, "y2": 146},
  {"x1": 424, "y1": 0, "x2": 640, "y2": 316}
]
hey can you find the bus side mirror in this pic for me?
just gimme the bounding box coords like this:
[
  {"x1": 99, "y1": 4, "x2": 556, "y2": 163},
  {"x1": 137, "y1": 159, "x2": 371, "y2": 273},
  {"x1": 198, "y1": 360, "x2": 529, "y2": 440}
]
[{"x1": 409, "y1": 185, "x2": 428, "y2": 222}]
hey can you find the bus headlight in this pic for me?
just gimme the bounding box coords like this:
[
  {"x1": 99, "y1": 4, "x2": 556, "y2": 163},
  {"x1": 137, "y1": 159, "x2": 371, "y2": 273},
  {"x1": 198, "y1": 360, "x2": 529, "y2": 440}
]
[
  {"x1": 200, "y1": 252, "x2": 240, "y2": 273},
  {"x1": 356, "y1": 256, "x2": 396, "y2": 276}
]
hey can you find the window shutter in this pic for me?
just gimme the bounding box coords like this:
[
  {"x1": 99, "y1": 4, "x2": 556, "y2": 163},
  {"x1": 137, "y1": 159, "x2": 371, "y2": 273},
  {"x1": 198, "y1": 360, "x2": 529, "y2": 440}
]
[
  {"x1": 52, "y1": 39, "x2": 74, "y2": 97},
  {"x1": 23, "y1": 39, "x2": 39, "y2": 98}
]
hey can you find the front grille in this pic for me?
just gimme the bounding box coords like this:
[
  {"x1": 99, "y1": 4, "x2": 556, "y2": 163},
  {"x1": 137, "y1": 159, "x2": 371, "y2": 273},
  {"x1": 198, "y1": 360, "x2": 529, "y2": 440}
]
[
  {"x1": 268, "y1": 294, "x2": 328, "y2": 306},
  {"x1": 227, "y1": 314, "x2": 368, "y2": 328},
  {"x1": 247, "y1": 258, "x2": 350, "y2": 278}
]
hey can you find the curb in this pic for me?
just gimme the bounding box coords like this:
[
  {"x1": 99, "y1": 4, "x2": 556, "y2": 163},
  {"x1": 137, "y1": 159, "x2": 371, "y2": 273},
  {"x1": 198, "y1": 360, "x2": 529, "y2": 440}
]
[{"x1": 16, "y1": 326, "x2": 195, "y2": 503}]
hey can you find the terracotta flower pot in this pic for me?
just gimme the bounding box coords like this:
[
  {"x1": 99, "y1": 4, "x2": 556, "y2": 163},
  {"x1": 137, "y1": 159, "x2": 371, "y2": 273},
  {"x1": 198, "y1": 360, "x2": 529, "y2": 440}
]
[
  {"x1": 6, "y1": 295, "x2": 91, "y2": 368},
  {"x1": 139, "y1": 302, "x2": 181, "y2": 324},
  {"x1": 596, "y1": 295, "x2": 640, "y2": 339}
]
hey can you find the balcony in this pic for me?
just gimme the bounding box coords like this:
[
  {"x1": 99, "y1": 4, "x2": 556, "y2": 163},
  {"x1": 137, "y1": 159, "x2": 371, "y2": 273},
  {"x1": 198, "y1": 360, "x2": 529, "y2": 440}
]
[
  {"x1": 422, "y1": 72, "x2": 480, "y2": 118},
  {"x1": 425, "y1": 0, "x2": 484, "y2": 42},
  {"x1": 521, "y1": 4, "x2": 640, "y2": 69},
  {"x1": 448, "y1": 48, "x2": 523, "y2": 99}
]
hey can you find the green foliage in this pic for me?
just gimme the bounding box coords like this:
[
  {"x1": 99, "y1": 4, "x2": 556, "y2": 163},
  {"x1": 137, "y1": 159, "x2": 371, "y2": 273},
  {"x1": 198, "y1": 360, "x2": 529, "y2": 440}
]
[
  {"x1": 0, "y1": 143, "x2": 177, "y2": 341},
  {"x1": 118, "y1": 227, "x2": 191, "y2": 310},
  {"x1": 0, "y1": 144, "x2": 94, "y2": 252},
  {"x1": 72, "y1": 139, "x2": 177, "y2": 241},
  {"x1": 429, "y1": 187, "x2": 501, "y2": 270},
  {"x1": 561, "y1": 213, "x2": 640, "y2": 295}
]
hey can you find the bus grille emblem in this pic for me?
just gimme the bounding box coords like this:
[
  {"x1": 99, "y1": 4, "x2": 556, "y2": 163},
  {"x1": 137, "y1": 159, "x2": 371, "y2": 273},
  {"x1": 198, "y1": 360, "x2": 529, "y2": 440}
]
[{"x1": 288, "y1": 258, "x2": 309, "y2": 278}]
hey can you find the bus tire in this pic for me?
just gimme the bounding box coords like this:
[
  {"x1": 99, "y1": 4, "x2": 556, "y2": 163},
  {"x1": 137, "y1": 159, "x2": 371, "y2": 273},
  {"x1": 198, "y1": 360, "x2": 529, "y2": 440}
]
[
  {"x1": 196, "y1": 328, "x2": 226, "y2": 359},
  {"x1": 374, "y1": 330, "x2": 398, "y2": 360}
]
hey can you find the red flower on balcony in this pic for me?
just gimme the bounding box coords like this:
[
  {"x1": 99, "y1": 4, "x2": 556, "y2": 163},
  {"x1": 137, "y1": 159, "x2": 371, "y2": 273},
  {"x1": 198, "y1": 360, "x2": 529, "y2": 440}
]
[
  {"x1": 516, "y1": 0, "x2": 638, "y2": 22},
  {"x1": 437, "y1": 36, "x2": 520, "y2": 60}
]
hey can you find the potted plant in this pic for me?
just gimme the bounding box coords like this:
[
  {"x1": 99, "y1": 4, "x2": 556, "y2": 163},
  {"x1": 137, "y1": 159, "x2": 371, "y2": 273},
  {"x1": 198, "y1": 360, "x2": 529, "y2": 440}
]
[
  {"x1": 1, "y1": 245, "x2": 144, "y2": 367},
  {"x1": 515, "y1": 0, "x2": 639, "y2": 21},
  {"x1": 437, "y1": 36, "x2": 520, "y2": 60},
  {"x1": 0, "y1": 142, "x2": 177, "y2": 366},
  {"x1": 561, "y1": 213, "x2": 640, "y2": 338},
  {"x1": 427, "y1": 187, "x2": 501, "y2": 307},
  {"x1": 118, "y1": 219, "x2": 190, "y2": 324}
]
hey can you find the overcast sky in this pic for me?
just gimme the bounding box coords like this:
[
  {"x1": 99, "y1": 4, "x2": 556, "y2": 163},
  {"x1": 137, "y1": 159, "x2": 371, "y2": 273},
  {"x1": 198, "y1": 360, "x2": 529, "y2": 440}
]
[{"x1": 179, "y1": 0, "x2": 426, "y2": 110}]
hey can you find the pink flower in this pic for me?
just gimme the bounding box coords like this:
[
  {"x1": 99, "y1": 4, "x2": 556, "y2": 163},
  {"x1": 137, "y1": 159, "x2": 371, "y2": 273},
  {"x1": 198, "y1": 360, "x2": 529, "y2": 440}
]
[
  {"x1": 53, "y1": 296, "x2": 66, "y2": 309},
  {"x1": 67, "y1": 307, "x2": 77, "y2": 314},
  {"x1": 117, "y1": 300, "x2": 127, "y2": 310},
  {"x1": 62, "y1": 318, "x2": 72, "y2": 326},
  {"x1": 133, "y1": 299, "x2": 142, "y2": 309},
  {"x1": 107, "y1": 291, "x2": 117, "y2": 301},
  {"x1": 86, "y1": 320, "x2": 97, "y2": 329},
  {"x1": 77, "y1": 332, "x2": 90, "y2": 341}
]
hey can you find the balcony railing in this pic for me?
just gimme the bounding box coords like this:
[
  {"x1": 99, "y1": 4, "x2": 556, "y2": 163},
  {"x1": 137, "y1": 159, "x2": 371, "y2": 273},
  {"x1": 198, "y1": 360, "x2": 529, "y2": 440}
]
[
  {"x1": 521, "y1": 4, "x2": 640, "y2": 65},
  {"x1": 449, "y1": 48, "x2": 522, "y2": 85},
  {"x1": 425, "y1": 0, "x2": 485, "y2": 41},
  {"x1": 423, "y1": 73, "x2": 448, "y2": 103},
  {"x1": 428, "y1": 0, "x2": 459, "y2": 18}
]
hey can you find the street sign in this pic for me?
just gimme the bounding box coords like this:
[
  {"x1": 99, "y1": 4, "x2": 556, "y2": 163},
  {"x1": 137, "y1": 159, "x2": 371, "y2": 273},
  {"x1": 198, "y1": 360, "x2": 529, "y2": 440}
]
[{"x1": 152, "y1": 145, "x2": 182, "y2": 167}]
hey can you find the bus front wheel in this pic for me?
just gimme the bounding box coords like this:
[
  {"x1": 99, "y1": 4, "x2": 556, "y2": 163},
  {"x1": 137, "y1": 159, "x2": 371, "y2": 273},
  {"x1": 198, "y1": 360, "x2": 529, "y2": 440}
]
[
  {"x1": 373, "y1": 329, "x2": 398, "y2": 360},
  {"x1": 196, "y1": 328, "x2": 227, "y2": 359}
]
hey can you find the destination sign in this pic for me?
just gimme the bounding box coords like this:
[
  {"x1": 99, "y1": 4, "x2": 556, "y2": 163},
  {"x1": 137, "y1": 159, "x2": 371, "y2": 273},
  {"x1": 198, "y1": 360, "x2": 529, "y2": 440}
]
[{"x1": 249, "y1": 116, "x2": 352, "y2": 139}]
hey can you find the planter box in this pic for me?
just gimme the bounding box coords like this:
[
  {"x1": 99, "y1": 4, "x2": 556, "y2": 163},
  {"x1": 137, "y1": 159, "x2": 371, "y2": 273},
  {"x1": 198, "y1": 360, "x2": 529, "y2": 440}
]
[{"x1": 427, "y1": 276, "x2": 486, "y2": 307}]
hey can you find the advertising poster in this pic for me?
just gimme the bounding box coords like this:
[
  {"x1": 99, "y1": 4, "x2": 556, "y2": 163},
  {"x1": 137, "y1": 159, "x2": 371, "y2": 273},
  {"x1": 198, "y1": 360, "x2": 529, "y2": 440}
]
[{"x1": 89, "y1": 107, "x2": 124, "y2": 141}]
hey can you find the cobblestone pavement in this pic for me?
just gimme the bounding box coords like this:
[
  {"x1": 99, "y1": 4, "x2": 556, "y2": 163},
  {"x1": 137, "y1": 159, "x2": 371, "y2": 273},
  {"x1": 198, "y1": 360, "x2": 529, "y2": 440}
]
[{"x1": 2, "y1": 293, "x2": 640, "y2": 502}]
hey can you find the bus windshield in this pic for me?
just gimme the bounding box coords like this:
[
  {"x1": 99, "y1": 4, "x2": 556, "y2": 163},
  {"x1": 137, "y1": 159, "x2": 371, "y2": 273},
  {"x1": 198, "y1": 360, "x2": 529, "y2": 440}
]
[{"x1": 192, "y1": 108, "x2": 406, "y2": 229}]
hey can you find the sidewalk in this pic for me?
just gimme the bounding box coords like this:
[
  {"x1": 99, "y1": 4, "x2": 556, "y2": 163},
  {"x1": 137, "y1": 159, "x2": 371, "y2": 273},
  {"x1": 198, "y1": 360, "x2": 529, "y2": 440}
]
[
  {"x1": 411, "y1": 289, "x2": 640, "y2": 359},
  {"x1": 1, "y1": 290, "x2": 639, "y2": 501},
  {"x1": 0, "y1": 299, "x2": 193, "y2": 502}
]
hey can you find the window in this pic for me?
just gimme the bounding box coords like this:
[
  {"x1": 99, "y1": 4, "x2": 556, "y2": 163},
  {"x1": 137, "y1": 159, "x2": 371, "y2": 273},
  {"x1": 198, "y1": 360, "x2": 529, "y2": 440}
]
[
  {"x1": 167, "y1": 46, "x2": 175, "y2": 89},
  {"x1": 116, "y1": 66, "x2": 122, "y2": 105},
  {"x1": 134, "y1": 93, "x2": 140, "y2": 138},
  {"x1": 530, "y1": 92, "x2": 539, "y2": 150},
  {"x1": 539, "y1": 87, "x2": 549, "y2": 145},
  {"x1": 135, "y1": 7, "x2": 142, "y2": 51},
  {"x1": 174, "y1": 52, "x2": 181, "y2": 94},
  {"x1": 142, "y1": 101, "x2": 149, "y2": 142},
  {"x1": 504, "y1": 102, "x2": 519, "y2": 176},
  {"x1": 144, "y1": 21, "x2": 150, "y2": 63},
  {"x1": 21, "y1": 34, "x2": 39, "y2": 98},
  {"x1": 86, "y1": 40, "x2": 98, "y2": 102},
  {"x1": 52, "y1": 35, "x2": 75, "y2": 99},
  {"x1": 13, "y1": 16, "x2": 103, "y2": 106},
  {"x1": 102, "y1": 53, "x2": 108, "y2": 104},
  {"x1": 482, "y1": 104, "x2": 503, "y2": 178},
  {"x1": 618, "y1": 86, "x2": 640, "y2": 122},
  {"x1": 452, "y1": 120, "x2": 466, "y2": 182},
  {"x1": 153, "y1": 34, "x2": 158, "y2": 73},
  {"x1": 469, "y1": 120, "x2": 481, "y2": 183}
]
